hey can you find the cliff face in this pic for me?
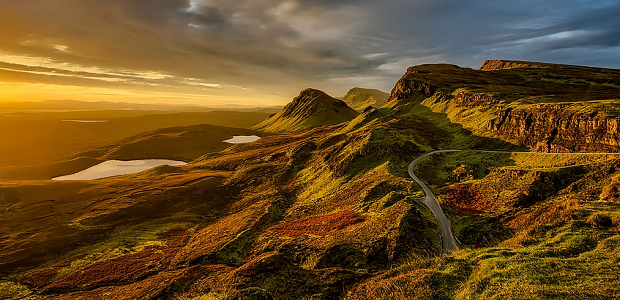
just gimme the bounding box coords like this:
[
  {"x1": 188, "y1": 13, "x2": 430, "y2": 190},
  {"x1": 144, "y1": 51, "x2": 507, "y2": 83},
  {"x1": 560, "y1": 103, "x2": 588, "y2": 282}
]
[
  {"x1": 487, "y1": 105, "x2": 620, "y2": 152},
  {"x1": 480, "y1": 60, "x2": 554, "y2": 71},
  {"x1": 388, "y1": 77, "x2": 437, "y2": 102},
  {"x1": 389, "y1": 61, "x2": 620, "y2": 152}
]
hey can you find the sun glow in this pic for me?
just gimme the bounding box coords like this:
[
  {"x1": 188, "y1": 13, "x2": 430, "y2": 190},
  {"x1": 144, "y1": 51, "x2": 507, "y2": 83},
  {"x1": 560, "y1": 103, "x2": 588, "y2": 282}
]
[{"x1": 0, "y1": 51, "x2": 283, "y2": 106}]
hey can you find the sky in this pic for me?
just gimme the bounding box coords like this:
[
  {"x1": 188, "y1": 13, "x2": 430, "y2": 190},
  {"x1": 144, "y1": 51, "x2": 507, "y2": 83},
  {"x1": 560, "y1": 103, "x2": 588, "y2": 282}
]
[{"x1": 0, "y1": 0, "x2": 619, "y2": 106}]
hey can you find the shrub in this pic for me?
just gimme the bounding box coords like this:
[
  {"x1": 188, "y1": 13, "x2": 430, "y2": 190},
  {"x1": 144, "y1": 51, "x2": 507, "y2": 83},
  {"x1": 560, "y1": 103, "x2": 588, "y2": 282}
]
[
  {"x1": 587, "y1": 213, "x2": 613, "y2": 228},
  {"x1": 441, "y1": 184, "x2": 494, "y2": 214}
]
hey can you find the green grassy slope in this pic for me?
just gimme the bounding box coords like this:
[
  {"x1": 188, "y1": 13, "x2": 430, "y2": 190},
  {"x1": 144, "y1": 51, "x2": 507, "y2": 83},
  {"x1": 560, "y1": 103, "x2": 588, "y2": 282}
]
[
  {"x1": 340, "y1": 61, "x2": 620, "y2": 299},
  {"x1": 0, "y1": 102, "x2": 446, "y2": 299},
  {"x1": 348, "y1": 151, "x2": 620, "y2": 300},
  {"x1": 2, "y1": 61, "x2": 620, "y2": 299},
  {"x1": 254, "y1": 88, "x2": 359, "y2": 133},
  {"x1": 386, "y1": 61, "x2": 620, "y2": 152}
]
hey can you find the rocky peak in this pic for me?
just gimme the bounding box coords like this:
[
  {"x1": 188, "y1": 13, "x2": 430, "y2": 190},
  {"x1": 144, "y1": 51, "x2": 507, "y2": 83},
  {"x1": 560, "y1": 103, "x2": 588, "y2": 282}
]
[
  {"x1": 253, "y1": 88, "x2": 359, "y2": 133},
  {"x1": 282, "y1": 88, "x2": 348, "y2": 119}
]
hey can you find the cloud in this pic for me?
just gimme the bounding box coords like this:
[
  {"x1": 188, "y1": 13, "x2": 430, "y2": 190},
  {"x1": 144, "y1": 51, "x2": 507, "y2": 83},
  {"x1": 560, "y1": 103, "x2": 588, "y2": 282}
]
[{"x1": 0, "y1": 0, "x2": 618, "y2": 104}]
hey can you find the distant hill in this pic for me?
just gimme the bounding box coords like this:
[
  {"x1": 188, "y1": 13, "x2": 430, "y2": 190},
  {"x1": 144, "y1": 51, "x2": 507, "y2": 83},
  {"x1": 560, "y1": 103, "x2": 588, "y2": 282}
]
[
  {"x1": 0, "y1": 110, "x2": 272, "y2": 180},
  {"x1": 253, "y1": 88, "x2": 359, "y2": 133},
  {"x1": 0, "y1": 123, "x2": 264, "y2": 180},
  {"x1": 340, "y1": 87, "x2": 389, "y2": 110},
  {"x1": 479, "y1": 59, "x2": 620, "y2": 72},
  {"x1": 86, "y1": 124, "x2": 262, "y2": 162}
]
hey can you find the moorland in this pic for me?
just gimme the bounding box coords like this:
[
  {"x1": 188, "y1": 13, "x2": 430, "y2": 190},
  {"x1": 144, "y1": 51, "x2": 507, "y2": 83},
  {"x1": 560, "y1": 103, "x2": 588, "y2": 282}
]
[{"x1": 1, "y1": 60, "x2": 620, "y2": 299}]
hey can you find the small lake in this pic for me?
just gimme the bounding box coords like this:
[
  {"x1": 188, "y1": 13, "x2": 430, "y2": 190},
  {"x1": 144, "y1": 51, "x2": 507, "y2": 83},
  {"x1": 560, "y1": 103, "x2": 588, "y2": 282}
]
[
  {"x1": 223, "y1": 135, "x2": 261, "y2": 144},
  {"x1": 52, "y1": 159, "x2": 186, "y2": 181}
]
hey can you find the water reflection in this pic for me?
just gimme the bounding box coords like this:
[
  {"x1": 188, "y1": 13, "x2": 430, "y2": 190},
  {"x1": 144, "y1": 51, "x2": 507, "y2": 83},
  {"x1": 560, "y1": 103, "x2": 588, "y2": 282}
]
[
  {"x1": 52, "y1": 159, "x2": 186, "y2": 180},
  {"x1": 223, "y1": 135, "x2": 261, "y2": 144}
]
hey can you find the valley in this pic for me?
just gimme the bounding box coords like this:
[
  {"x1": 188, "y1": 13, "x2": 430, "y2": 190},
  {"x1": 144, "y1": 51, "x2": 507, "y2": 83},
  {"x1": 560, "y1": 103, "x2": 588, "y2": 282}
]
[
  {"x1": 0, "y1": 110, "x2": 271, "y2": 180},
  {"x1": 1, "y1": 61, "x2": 620, "y2": 300}
]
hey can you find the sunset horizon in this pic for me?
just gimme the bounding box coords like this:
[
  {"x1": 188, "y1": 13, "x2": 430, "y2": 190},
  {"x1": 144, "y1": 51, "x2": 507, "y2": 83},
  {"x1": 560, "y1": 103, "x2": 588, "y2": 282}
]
[
  {"x1": 2, "y1": 1, "x2": 620, "y2": 299},
  {"x1": 2, "y1": 1, "x2": 619, "y2": 106}
]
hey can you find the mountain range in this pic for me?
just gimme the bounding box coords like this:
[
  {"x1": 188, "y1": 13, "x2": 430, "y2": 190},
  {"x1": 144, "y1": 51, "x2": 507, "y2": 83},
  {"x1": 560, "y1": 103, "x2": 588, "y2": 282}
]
[{"x1": 1, "y1": 60, "x2": 620, "y2": 300}]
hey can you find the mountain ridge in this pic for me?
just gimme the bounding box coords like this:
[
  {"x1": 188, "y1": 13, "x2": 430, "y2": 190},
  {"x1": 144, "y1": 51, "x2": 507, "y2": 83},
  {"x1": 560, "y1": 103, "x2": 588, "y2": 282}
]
[{"x1": 388, "y1": 61, "x2": 620, "y2": 152}]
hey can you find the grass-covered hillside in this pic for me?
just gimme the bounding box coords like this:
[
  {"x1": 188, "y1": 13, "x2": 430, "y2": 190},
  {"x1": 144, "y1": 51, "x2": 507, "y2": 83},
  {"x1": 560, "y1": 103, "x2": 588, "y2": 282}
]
[
  {"x1": 254, "y1": 89, "x2": 359, "y2": 133},
  {"x1": 0, "y1": 109, "x2": 446, "y2": 299},
  {"x1": 2, "y1": 61, "x2": 620, "y2": 299},
  {"x1": 348, "y1": 150, "x2": 620, "y2": 299}
]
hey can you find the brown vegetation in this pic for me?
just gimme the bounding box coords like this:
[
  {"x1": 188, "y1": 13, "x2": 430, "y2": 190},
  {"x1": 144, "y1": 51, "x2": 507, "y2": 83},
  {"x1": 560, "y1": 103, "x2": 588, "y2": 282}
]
[
  {"x1": 51, "y1": 265, "x2": 207, "y2": 300},
  {"x1": 599, "y1": 174, "x2": 620, "y2": 202},
  {"x1": 441, "y1": 183, "x2": 495, "y2": 214},
  {"x1": 42, "y1": 229, "x2": 189, "y2": 293},
  {"x1": 268, "y1": 209, "x2": 366, "y2": 237},
  {"x1": 4, "y1": 61, "x2": 620, "y2": 299},
  {"x1": 21, "y1": 268, "x2": 58, "y2": 289}
]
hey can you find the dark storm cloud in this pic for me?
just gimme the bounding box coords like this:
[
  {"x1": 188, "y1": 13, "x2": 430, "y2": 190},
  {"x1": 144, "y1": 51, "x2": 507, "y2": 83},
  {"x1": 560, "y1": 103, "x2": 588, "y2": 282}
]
[{"x1": 0, "y1": 0, "x2": 618, "y2": 101}]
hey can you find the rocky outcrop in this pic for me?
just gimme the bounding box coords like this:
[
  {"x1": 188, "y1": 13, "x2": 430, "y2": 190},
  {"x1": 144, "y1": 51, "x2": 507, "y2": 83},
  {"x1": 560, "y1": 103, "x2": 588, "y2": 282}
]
[
  {"x1": 453, "y1": 90, "x2": 500, "y2": 107},
  {"x1": 488, "y1": 105, "x2": 620, "y2": 152},
  {"x1": 429, "y1": 94, "x2": 620, "y2": 152},
  {"x1": 480, "y1": 60, "x2": 554, "y2": 71},
  {"x1": 387, "y1": 64, "x2": 494, "y2": 105},
  {"x1": 387, "y1": 75, "x2": 437, "y2": 104},
  {"x1": 389, "y1": 61, "x2": 620, "y2": 153}
]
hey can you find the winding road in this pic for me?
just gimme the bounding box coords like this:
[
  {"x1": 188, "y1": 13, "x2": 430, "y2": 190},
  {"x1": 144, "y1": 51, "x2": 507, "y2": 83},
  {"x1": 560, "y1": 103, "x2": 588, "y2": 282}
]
[
  {"x1": 409, "y1": 150, "x2": 524, "y2": 253},
  {"x1": 409, "y1": 149, "x2": 620, "y2": 254},
  {"x1": 408, "y1": 150, "x2": 463, "y2": 253},
  {"x1": 410, "y1": 149, "x2": 523, "y2": 253}
]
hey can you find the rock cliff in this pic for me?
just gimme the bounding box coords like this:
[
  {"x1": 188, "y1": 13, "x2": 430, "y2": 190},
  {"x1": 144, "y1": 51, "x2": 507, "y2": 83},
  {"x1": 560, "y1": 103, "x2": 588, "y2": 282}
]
[
  {"x1": 389, "y1": 61, "x2": 620, "y2": 152},
  {"x1": 480, "y1": 60, "x2": 554, "y2": 70},
  {"x1": 487, "y1": 104, "x2": 620, "y2": 152}
]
